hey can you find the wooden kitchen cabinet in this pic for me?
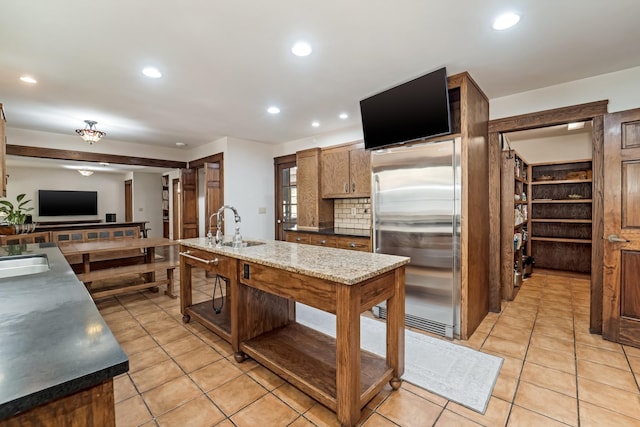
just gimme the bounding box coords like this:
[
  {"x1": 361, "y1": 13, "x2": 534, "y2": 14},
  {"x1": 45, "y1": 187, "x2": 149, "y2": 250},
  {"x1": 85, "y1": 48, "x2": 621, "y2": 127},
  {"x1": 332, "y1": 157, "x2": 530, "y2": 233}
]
[
  {"x1": 321, "y1": 142, "x2": 371, "y2": 198},
  {"x1": 286, "y1": 230, "x2": 371, "y2": 252},
  {"x1": 296, "y1": 148, "x2": 334, "y2": 230},
  {"x1": 0, "y1": 103, "x2": 6, "y2": 197}
]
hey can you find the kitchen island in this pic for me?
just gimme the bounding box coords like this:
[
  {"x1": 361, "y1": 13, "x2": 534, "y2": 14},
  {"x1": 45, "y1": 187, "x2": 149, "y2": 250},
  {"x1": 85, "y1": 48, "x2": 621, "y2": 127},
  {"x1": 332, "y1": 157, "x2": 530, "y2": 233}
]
[
  {"x1": 0, "y1": 243, "x2": 128, "y2": 426},
  {"x1": 179, "y1": 237, "x2": 409, "y2": 426}
]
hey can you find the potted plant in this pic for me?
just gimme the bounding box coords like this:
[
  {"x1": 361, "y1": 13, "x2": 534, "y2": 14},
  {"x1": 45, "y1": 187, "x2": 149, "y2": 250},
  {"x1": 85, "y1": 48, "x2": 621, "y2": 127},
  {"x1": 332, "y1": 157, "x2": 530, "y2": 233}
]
[{"x1": 0, "y1": 194, "x2": 36, "y2": 234}]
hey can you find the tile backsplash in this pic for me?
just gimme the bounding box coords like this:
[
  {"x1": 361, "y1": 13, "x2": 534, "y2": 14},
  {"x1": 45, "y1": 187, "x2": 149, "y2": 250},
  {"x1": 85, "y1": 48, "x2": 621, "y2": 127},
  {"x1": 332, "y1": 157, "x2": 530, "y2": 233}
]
[{"x1": 334, "y1": 198, "x2": 371, "y2": 230}]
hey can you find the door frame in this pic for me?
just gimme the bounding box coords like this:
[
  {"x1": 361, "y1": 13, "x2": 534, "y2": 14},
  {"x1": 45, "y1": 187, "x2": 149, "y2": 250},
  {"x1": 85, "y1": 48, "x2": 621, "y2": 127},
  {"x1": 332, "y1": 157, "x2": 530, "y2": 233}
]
[
  {"x1": 488, "y1": 100, "x2": 608, "y2": 334},
  {"x1": 172, "y1": 178, "x2": 180, "y2": 240},
  {"x1": 274, "y1": 154, "x2": 297, "y2": 240},
  {"x1": 124, "y1": 179, "x2": 133, "y2": 222}
]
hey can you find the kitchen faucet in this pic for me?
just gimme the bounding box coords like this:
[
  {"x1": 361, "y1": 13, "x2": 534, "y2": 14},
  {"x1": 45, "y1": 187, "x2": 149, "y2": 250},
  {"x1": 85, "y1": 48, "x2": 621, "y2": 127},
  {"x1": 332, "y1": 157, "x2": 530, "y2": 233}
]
[{"x1": 207, "y1": 205, "x2": 241, "y2": 247}]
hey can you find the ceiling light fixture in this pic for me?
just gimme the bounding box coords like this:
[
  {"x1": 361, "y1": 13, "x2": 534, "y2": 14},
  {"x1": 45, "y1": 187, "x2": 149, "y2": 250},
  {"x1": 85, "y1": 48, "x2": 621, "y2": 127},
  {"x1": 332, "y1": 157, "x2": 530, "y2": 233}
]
[
  {"x1": 292, "y1": 41, "x2": 312, "y2": 57},
  {"x1": 78, "y1": 170, "x2": 94, "y2": 176},
  {"x1": 142, "y1": 66, "x2": 162, "y2": 78},
  {"x1": 175, "y1": 142, "x2": 186, "y2": 147},
  {"x1": 567, "y1": 122, "x2": 585, "y2": 130},
  {"x1": 311, "y1": 121, "x2": 320, "y2": 127},
  {"x1": 267, "y1": 106, "x2": 281, "y2": 114},
  {"x1": 339, "y1": 113, "x2": 348, "y2": 119},
  {"x1": 492, "y1": 12, "x2": 520, "y2": 30},
  {"x1": 19, "y1": 75, "x2": 37, "y2": 84},
  {"x1": 75, "y1": 120, "x2": 106, "y2": 144}
]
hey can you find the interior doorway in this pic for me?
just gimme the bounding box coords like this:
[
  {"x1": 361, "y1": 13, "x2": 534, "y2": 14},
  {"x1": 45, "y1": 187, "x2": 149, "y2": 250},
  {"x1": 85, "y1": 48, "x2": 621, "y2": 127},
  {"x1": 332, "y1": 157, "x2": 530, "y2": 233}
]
[
  {"x1": 274, "y1": 154, "x2": 297, "y2": 241},
  {"x1": 488, "y1": 100, "x2": 607, "y2": 333},
  {"x1": 172, "y1": 178, "x2": 180, "y2": 240}
]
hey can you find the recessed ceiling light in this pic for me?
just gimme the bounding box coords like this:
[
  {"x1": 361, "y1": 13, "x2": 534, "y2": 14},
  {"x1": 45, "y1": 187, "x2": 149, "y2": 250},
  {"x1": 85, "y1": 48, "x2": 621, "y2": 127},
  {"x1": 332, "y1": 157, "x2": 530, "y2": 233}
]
[
  {"x1": 339, "y1": 113, "x2": 348, "y2": 119},
  {"x1": 492, "y1": 12, "x2": 520, "y2": 30},
  {"x1": 19, "y1": 75, "x2": 37, "y2": 84},
  {"x1": 99, "y1": 162, "x2": 110, "y2": 166},
  {"x1": 567, "y1": 122, "x2": 585, "y2": 130},
  {"x1": 292, "y1": 41, "x2": 312, "y2": 57},
  {"x1": 267, "y1": 106, "x2": 281, "y2": 114},
  {"x1": 142, "y1": 66, "x2": 162, "y2": 78},
  {"x1": 175, "y1": 142, "x2": 185, "y2": 147},
  {"x1": 311, "y1": 121, "x2": 320, "y2": 127}
]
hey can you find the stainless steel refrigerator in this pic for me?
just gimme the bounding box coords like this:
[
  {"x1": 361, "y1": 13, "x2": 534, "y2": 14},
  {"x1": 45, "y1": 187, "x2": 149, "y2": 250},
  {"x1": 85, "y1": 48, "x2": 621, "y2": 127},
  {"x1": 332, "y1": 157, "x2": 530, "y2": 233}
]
[{"x1": 371, "y1": 139, "x2": 461, "y2": 338}]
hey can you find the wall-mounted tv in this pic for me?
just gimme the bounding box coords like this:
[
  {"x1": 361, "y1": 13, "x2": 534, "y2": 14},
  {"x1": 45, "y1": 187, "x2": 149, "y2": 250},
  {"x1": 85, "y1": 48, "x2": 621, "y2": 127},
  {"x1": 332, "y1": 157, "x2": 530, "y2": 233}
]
[
  {"x1": 359, "y1": 67, "x2": 451, "y2": 150},
  {"x1": 38, "y1": 190, "x2": 98, "y2": 216}
]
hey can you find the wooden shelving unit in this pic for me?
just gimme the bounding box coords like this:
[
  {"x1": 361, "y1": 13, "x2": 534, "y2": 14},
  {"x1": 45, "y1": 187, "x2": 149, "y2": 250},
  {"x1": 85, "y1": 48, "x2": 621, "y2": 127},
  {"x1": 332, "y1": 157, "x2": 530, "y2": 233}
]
[
  {"x1": 529, "y1": 159, "x2": 593, "y2": 273},
  {"x1": 161, "y1": 175, "x2": 169, "y2": 238},
  {"x1": 500, "y1": 150, "x2": 529, "y2": 300}
]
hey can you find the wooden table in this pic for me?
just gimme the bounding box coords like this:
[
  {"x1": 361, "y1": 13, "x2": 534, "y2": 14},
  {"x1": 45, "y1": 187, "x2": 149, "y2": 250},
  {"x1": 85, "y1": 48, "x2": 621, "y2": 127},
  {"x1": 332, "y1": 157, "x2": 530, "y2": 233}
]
[
  {"x1": 179, "y1": 239, "x2": 407, "y2": 426},
  {"x1": 60, "y1": 237, "x2": 178, "y2": 299}
]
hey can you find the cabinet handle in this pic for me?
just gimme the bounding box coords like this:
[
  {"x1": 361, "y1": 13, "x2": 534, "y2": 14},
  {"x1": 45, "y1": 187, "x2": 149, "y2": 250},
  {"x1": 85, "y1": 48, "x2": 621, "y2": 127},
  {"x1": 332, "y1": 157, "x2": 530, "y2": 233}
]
[
  {"x1": 180, "y1": 250, "x2": 219, "y2": 265},
  {"x1": 296, "y1": 237, "x2": 302, "y2": 241},
  {"x1": 349, "y1": 243, "x2": 357, "y2": 248},
  {"x1": 607, "y1": 234, "x2": 629, "y2": 243},
  {"x1": 320, "y1": 240, "x2": 326, "y2": 245},
  {"x1": 352, "y1": 182, "x2": 355, "y2": 192},
  {"x1": 344, "y1": 183, "x2": 348, "y2": 193}
]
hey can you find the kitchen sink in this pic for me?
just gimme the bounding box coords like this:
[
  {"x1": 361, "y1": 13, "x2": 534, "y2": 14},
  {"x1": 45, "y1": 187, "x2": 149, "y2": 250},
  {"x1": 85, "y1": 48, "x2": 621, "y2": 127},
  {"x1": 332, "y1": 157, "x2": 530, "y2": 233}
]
[
  {"x1": 221, "y1": 240, "x2": 265, "y2": 248},
  {"x1": 0, "y1": 254, "x2": 51, "y2": 279}
]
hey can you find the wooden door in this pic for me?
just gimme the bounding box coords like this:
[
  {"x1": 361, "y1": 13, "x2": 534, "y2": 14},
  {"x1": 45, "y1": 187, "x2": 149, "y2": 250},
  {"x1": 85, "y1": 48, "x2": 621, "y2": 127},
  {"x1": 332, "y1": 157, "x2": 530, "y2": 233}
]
[
  {"x1": 172, "y1": 178, "x2": 180, "y2": 239},
  {"x1": 603, "y1": 108, "x2": 640, "y2": 347},
  {"x1": 274, "y1": 154, "x2": 297, "y2": 240},
  {"x1": 204, "y1": 161, "x2": 222, "y2": 236},
  {"x1": 124, "y1": 179, "x2": 132, "y2": 222},
  {"x1": 180, "y1": 168, "x2": 198, "y2": 239}
]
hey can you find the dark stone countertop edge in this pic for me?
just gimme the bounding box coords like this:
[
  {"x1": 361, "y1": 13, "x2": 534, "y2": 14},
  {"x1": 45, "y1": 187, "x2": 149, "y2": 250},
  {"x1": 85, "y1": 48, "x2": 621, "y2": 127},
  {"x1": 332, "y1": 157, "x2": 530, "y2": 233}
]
[{"x1": 0, "y1": 360, "x2": 129, "y2": 420}]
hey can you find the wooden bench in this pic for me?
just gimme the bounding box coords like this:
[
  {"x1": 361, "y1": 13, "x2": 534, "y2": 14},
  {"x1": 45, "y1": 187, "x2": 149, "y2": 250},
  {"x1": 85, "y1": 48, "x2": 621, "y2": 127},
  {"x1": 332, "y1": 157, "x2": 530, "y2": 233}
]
[
  {"x1": 59, "y1": 237, "x2": 178, "y2": 300},
  {"x1": 77, "y1": 260, "x2": 177, "y2": 300}
]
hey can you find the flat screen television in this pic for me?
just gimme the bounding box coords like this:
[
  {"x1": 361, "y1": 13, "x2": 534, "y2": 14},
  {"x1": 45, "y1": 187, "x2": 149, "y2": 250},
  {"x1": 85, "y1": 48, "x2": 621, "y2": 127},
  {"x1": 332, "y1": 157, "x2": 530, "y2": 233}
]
[
  {"x1": 38, "y1": 190, "x2": 98, "y2": 216},
  {"x1": 360, "y1": 67, "x2": 451, "y2": 150}
]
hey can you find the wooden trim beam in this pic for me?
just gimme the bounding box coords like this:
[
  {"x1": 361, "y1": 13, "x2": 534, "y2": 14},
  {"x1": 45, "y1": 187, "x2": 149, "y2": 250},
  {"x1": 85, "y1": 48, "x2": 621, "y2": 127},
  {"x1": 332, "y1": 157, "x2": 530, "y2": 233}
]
[
  {"x1": 7, "y1": 144, "x2": 187, "y2": 169},
  {"x1": 488, "y1": 100, "x2": 609, "y2": 133},
  {"x1": 188, "y1": 152, "x2": 223, "y2": 169}
]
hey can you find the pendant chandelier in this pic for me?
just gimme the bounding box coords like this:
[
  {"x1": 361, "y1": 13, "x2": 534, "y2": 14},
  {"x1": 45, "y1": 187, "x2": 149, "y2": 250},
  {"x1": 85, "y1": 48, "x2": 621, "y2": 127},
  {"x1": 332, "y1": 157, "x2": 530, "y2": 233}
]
[{"x1": 75, "y1": 120, "x2": 106, "y2": 144}]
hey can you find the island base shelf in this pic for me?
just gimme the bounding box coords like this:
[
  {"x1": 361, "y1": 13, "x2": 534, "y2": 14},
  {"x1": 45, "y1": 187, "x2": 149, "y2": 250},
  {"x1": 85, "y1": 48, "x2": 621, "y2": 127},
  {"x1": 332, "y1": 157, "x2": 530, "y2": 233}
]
[
  {"x1": 240, "y1": 321, "x2": 393, "y2": 412},
  {"x1": 185, "y1": 299, "x2": 231, "y2": 342}
]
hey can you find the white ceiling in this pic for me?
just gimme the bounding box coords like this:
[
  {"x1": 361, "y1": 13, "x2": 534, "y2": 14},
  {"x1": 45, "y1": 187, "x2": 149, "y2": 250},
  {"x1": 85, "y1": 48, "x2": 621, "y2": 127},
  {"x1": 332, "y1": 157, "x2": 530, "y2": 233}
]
[{"x1": 1, "y1": 1, "x2": 640, "y2": 149}]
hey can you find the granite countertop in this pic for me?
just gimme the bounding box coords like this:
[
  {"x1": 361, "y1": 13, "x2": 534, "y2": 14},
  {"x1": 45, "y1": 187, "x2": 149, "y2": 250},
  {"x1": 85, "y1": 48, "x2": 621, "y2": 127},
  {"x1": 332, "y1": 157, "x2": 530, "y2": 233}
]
[
  {"x1": 0, "y1": 243, "x2": 128, "y2": 420},
  {"x1": 284, "y1": 226, "x2": 371, "y2": 238},
  {"x1": 179, "y1": 238, "x2": 409, "y2": 285}
]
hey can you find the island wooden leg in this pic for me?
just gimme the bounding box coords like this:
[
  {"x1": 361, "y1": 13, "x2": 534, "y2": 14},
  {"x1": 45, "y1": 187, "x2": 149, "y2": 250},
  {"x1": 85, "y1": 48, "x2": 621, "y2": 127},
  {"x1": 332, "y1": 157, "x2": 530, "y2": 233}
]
[
  {"x1": 180, "y1": 259, "x2": 192, "y2": 322},
  {"x1": 386, "y1": 267, "x2": 405, "y2": 388},
  {"x1": 336, "y1": 284, "x2": 361, "y2": 427}
]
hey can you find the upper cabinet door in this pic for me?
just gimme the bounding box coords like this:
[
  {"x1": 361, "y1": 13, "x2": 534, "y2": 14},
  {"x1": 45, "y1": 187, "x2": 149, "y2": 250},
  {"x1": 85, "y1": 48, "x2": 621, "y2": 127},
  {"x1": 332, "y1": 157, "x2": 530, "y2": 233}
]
[
  {"x1": 321, "y1": 142, "x2": 371, "y2": 199},
  {"x1": 349, "y1": 146, "x2": 371, "y2": 198},
  {"x1": 321, "y1": 147, "x2": 350, "y2": 198}
]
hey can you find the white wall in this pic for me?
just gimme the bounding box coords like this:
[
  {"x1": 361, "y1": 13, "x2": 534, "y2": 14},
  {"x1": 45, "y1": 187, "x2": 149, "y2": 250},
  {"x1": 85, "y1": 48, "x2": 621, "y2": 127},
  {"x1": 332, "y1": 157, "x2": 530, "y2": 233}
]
[
  {"x1": 6, "y1": 165, "x2": 127, "y2": 223},
  {"x1": 490, "y1": 66, "x2": 640, "y2": 119},
  {"x1": 225, "y1": 137, "x2": 274, "y2": 239},
  {"x1": 509, "y1": 133, "x2": 592, "y2": 164},
  {"x1": 132, "y1": 172, "x2": 164, "y2": 238}
]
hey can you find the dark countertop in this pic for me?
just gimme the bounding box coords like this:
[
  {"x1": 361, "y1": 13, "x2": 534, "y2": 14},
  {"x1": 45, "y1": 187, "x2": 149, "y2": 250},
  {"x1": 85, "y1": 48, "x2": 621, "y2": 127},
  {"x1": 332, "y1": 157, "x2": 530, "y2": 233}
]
[
  {"x1": 0, "y1": 243, "x2": 128, "y2": 420},
  {"x1": 284, "y1": 226, "x2": 370, "y2": 238}
]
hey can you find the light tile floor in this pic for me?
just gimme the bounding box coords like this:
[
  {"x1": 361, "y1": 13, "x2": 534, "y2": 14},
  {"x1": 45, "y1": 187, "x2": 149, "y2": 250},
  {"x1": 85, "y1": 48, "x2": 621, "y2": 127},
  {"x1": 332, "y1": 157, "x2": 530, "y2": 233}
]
[{"x1": 98, "y1": 267, "x2": 640, "y2": 426}]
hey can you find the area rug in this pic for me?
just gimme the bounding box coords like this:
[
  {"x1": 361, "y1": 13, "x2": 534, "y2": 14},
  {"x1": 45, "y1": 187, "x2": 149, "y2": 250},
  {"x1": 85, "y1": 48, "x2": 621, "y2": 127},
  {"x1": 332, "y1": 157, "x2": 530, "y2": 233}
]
[{"x1": 296, "y1": 303, "x2": 502, "y2": 414}]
